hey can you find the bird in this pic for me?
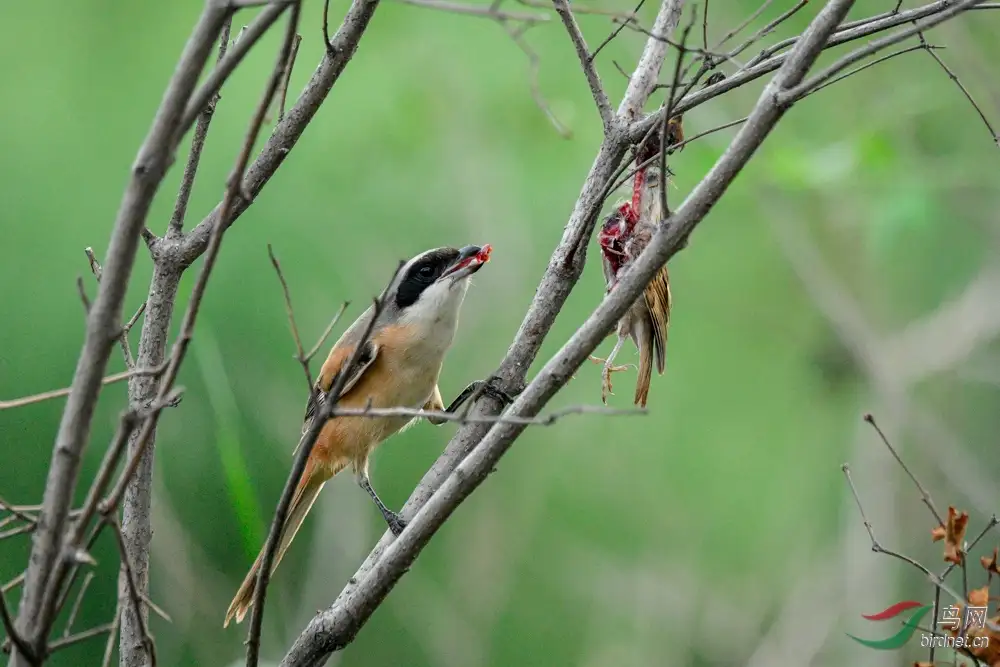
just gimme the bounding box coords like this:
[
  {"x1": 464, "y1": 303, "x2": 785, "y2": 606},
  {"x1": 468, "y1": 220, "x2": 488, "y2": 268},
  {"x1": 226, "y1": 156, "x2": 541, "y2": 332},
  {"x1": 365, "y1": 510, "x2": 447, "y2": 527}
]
[
  {"x1": 589, "y1": 121, "x2": 680, "y2": 407},
  {"x1": 223, "y1": 243, "x2": 508, "y2": 627}
]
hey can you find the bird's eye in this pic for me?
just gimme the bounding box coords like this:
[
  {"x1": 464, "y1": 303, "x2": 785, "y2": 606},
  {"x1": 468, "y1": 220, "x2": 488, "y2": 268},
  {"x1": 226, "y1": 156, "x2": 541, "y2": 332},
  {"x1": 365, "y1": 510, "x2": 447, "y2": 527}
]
[{"x1": 418, "y1": 265, "x2": 435, "y2": 279}]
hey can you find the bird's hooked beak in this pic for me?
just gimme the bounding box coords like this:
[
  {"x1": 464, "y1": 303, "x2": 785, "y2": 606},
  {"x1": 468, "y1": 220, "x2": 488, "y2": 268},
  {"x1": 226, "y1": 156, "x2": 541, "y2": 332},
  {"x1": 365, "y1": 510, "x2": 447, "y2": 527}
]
[{"x1": 440, "y1": 244, "x2": 492, "y2": 285}]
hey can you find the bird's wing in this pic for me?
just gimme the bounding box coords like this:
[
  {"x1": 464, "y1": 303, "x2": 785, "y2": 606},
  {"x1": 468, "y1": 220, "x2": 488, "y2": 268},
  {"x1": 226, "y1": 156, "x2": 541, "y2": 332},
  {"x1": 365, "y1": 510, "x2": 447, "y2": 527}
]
[
  {"x1": 642, "y1": 265, "x2": 671, "y2": 374},
  {"x1": 301, "y1": 339, "x2": 380, "y2": 435}
]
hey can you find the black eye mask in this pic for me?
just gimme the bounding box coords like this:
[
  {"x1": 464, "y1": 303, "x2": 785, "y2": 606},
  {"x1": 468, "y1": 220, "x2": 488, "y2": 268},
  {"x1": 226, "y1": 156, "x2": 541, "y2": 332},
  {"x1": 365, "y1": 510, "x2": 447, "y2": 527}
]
[{"x1": 395, "y1": 248, "x2": 460, "y2": 310}]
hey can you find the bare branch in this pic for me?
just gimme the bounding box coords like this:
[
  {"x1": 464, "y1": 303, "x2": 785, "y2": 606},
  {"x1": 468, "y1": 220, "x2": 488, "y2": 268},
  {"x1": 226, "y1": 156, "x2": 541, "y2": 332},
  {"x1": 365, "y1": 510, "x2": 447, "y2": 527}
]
[
  {"x1": 918, "y1": 31, "x2": 998, "y2": 147},
  {"x1": 114, "y1": 7, "x2": 303, "y2": 664},
  {"x1": 168, "y1": 18, "x2": 233, "y2": 238},
  {"x1": 10, "y1": 7, "x2": 231, "y2": 660},
  {"x1": 724, "y1": 0, "x2": 809, "y2": 61},
  {"x1": 248, "y1": 262, "x2": 403, "y2": 667},
  {"x1": 552, "y1": 0, "x2": 614, "y2": 131},
  {"x1": 84, "y1": 247, "x2": 145, "y2": 367},
  {"x1": 266, "y1": 245, "x2": 350, "y2": 394},
  {"x1": 76, "y1": 277, "x2": 91, "y2": 313},
  {"x1": 632, "y1": 0, "x2": 1000, "y2": 140},
  {"x1": 589, "y1": 0, "x2": 645, "y2": 63},
  {"x1": 272, "y1": 35, "x2": 302, "y2": 124},
  {"x1": 61, "y1": 572, "x2": 94, "y2": 639},
  {"x1": 0, "y1": 365, "x2": 165, "y2": 411},
  {"x1": 177, "y1": 3, "x2": 291, "y2": 137},
  {"x1": 714, "y1": 0, "x2": 774, "y2": 48},
  {"x1": 780, "y1": 0, "x2": 988, "y2": 103},
  {"x1": 841, "y1": 463, "x2": 963, "y2": 603},
  {"x1": 305, "y1": 303, "x2": 350, "y2": 363},
  {"x1": 619, "y1": 0, "x2": 685, "y2": 122},
  {"x1": 395, "y1": 0, "x2": 548, "y2": 21},
  {"x1": 863, "y1": 413, "x2": 945, "y2": 527},
  {"x1": 109, "y1": 518, "x2": 155, "y2": 667},
  {"x1": 46, "y1": 623, "x2": 115, "y2": 654},
  {"x1": 100, "y1": 606, "x2": 119, "y2": 667},
  {"x1": 330, "y1": 403, "x2": 646, "y2": 425},
  {"x1": 180, "y1": 0, "x2": 382, "y2": 262},
  {"x1": 267, "y1": 243, "x2": 310, "y2": 390},
  {"x1": 0, "y1": 591, "x2": 36, "y2": 665},
  {"x1": 504, "y1": 22, "x2": 572, "y2": 138}
]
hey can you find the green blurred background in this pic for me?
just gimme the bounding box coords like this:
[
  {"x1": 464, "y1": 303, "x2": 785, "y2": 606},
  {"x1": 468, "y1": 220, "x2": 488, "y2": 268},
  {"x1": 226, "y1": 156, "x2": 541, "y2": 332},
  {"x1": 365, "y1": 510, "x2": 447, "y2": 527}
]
[{"x1": 2, "y1": 1, "x2": 999, "y2": 665}]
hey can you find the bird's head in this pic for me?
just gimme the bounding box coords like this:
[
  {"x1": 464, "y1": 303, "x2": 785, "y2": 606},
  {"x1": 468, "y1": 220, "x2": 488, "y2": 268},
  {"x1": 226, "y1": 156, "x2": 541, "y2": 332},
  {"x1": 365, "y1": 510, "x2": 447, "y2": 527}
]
[{"x1": 384, "y1": 244, "x2": 492, "y2": 332}]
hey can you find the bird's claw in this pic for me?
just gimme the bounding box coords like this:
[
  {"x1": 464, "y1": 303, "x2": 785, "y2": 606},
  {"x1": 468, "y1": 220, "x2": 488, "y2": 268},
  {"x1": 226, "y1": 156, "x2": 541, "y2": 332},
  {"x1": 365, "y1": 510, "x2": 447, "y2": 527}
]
[
  {"x1": 590, "y1": 356, "x2": 634, "y2": 404},
  {"x1": 481, "y1": 375, "x2": 517, "y2": 406},
  {"x1": 386, "y1": 511, "x2": 407, "y2": 537}
]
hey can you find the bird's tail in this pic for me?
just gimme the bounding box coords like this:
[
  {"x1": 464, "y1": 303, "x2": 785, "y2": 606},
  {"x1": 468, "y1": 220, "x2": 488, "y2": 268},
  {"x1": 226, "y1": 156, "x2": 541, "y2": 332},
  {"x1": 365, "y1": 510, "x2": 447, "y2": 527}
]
[
  {"x1": 223, "y1": 459, "x2": 335, "y2": 627},
  {"x1": 634, "y1": 336, "x2": 653, "y2": 408}
]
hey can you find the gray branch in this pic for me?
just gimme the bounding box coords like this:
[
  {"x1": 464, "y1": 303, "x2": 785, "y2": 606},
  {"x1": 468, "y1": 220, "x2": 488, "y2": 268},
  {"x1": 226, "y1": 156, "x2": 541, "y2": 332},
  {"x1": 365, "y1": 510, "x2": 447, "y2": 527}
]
[{"x1": 7, "y1": 7, "x2": 231, "y2": 665}]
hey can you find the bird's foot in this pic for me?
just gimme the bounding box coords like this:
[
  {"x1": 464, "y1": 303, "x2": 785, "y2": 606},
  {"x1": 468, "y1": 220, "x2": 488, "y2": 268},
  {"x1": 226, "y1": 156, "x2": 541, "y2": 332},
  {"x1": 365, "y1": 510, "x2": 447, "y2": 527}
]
[
  {"x1": 590, "y1": 356, "x2": 635, "y2": 404},
  {"x1": 386, "y1": 511, "x2": 408, "y2": 537},
  {"x1": 445, "y1": 375, "x2": 518, "y2": 413}
]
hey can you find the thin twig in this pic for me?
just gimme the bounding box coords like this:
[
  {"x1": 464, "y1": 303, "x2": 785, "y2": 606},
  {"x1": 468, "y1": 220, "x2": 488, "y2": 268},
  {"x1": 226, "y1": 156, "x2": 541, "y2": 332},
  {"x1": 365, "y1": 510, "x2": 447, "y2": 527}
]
[
  {"x1": 274, "y1": 35, "x2": 302, "y2": 123},
  {"x1": 62, "y1": 572, "x2": 94, "y2": 638},
  {"x1": 590, "y1": 0, "x2": 645, "y2": 62},
  {"x1": 77, "y1": 277, "x2": 91, "y2": 313},
  {"x1": 178, "y1": 3, "x2": 291, "y2": 136},
  {"x1": 168, "y1": 18, "x2": 233, "y2": 238},
  {"x1": 267, "y1": 243, "x2": 310, "y2": 390},
  {"x1": 841, "y1": 464, "x2": 878, "y2": 545},
  {"x1": 47, "y1": 622, "x2": 115, "y2": 653},
  {"x1": 841, "y1": 463, "x2": 964, "y2": 603},
  {"x1": 2, "y1": 575, "x2": 25, "y2": 596},
  {"x1": 0, "y1": 524, "x2": 35, "y2": 541},
  {"x1": 395, "y1": 0, "x2": 548, "y2": 20},
  {"x1": 632, "y1": 0, "x2": 1000, "y2": 140},
  {"x1": 863, "y1": 413, "x2": 945, "y2": 527},
  {"x1": 701, "y1": 0, "x2": 709, "y2": 48},
  {"x1": 331, "y1": 403, "x2": 647, "y2": 425},
  {"x1": 1, "y1": 590, "x2": 36, "y2": 665},
  {"x1": 725, "y1": 0, "x2": 809, "y2": 61},
  {"x1": 503, "y1": 19, "x2": 572, "y2": 138},
  {"x1": 779, "y1": 0, "x2": 989, "y2": 103},
  {"x1": 247, "y1": 260, "x2": 403, "y2": 667},
  {"x1": 714, "y1": 0, "x2": 774, "y2": 48},
  {"x1": 306, "y1": 303, "x2": 350, "y2": 362},
  {"x1": 659, "y1": 7, "x2": 695, "y2": 215},
  {"x1": 0, "y1": 498, "x2": 39, "y2": 526},
  {"x1": 806, "y1": 44, "x2": 937, "y2": 96},
  {"x1": 108, "y1": 517, "x2": 156, "y2": 667},
  {"x1": 139, "y1": 592, "x2": 173, "y2": 624},
  {"x1": 552, "y1": 0, "x2": 614, "y2": 131},
  {"x1": 0, "y1": 365, "x2": 166, "y2": 411},
  {"x1": 84, "y1": 247, "x2": 145, "y2": 367},
  {"x1": 918, "y1": 31, "x2": 999, "y2": 147},
  {"x1": 101, "y1": 605, "x2": 119, "y2": 667}
]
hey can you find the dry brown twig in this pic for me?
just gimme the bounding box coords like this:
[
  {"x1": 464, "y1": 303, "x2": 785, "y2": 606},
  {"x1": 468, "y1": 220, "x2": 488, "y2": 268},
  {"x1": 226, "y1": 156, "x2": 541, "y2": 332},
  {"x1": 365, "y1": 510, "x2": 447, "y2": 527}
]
[{"x1": 844, "y1": 413, "x2": 1000, "y2": 666}]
